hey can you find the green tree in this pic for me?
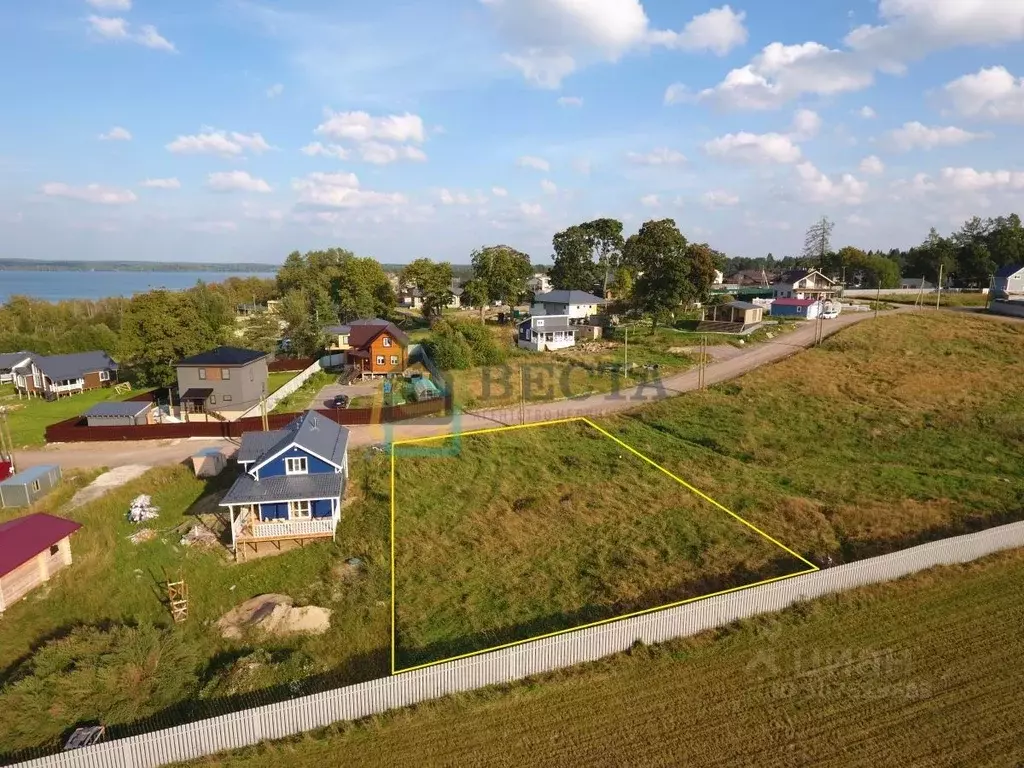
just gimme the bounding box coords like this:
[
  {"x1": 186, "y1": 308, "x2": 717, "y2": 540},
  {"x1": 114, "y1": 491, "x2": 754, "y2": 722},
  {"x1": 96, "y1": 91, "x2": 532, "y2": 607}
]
[
  {"x1": 117, "y1": 290, "x2": 217, "y2": 385},
  {"x1": 279, "y1": 288, "x2": 328, "y2": 358},
  {"x1": 550, "y1": 225, "x2": 599, "y2": 291},
  {"x1": 803, "y1": 216, "x2": 835, "y2": 270},
  {"x1": 906, "y1": 228, "x2": 957, "y2": 286},
  {"x1": 624, "y1": 219, "x2": 700, "y2": 331},
  {"x1": 400, "y1": 258, "x2": 454, "y2": 319},
  {"x1": 460, "y1": 279, "x2": 490, "y2": 321},
  {"x1": 470, "y1": 245, "x2": 532, "y2": 306},
  {"x1": 241, "y1": 311, "x2": 283, "y2": 355}
]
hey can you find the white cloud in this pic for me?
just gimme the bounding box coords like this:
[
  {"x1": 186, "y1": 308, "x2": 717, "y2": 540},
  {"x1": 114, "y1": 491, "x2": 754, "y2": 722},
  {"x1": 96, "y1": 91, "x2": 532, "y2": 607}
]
[
  {"x1": 887, "y1": 121, "x2": 989, "y2": 151},
  {"x1": 188, "y1": 220, "x2": 237, "y2": 234},
  {"x1": 491, "y1": 186, "x2": 508, "y2": 197},
  {"x1": 206, "y1": 171, "x2": 272, "y2": 193},
  {"x1": 795, "y1": 162, "x2": 867, "y2": 205},
  {"x1": 702, "y1": 189, "x2": 740, "y2": 207},
  {"x1": 439, "y1": 188, "x2": 487, "y2": 205},
  {"x1": 859, "y1": 106, "x2": 877, "y2": 119},
  {"x1": 517, "y1": 155, "x2": 550, "y2": 172},
  {"x1": 266, "y1": 83, "x2": 284, "y2": 98},
  {"x1": 166, "y1": 129, "x2": 272, "y2": 157},
  {"x1": 557, "y1": 96, "x2": 584, "y2": 107},
  {"x1": 572, "y1": 157, "x2": 592, "y2": 175},
  {"x1": 663, "y1": 83, "x2": 691, "y2": 106},
  {"x1": 540, "y1": 179, "x2": 558, "y2": 194},
  {"x1": 314, "y1": 110, "x2": 425, "y2": 144},
  {"x1": 640, "y1": 194, "x2": 660, "y2": 207},
  {"x1": 300, "y1": 142, "x2": 349, "y2": 160},
  {"x1": 484, "y1": 1, "x2": 748, "y2": 88},
  {"x1": 87, "y1": 0, "x2": 131, "y2": 10},
  {"x1": 859, "y1": 155, "x2": 885, "y2": 175},
  {"x1": 357, "y1": 142, "x2": 427, "y2": 165},
  {"x1": 626, "y1": 147, "x2": 687, "y2": 166},
  {"x1": 943, "y1": 66, "x2": 1024, "y2": 123},
  {"x1": 86, "y1": 16, "x2": 175, "y2": 51},
  {"x1": 98, "y1": 126, "x2": 132, "y2": 141},
  {"x1": 141, "y1": 177, "x2": 180, "y2": 189},
  {"x1": 938, "y1": 167, "x2": 1024, "y2": 192},
  {"x1": 293, "y1": 171, "x2": 407, "y2": 208},
  {"x1": 703, "y1": 131, "x2": 802, "y2": 164},
  {"x1": 647, "y1": 5, "x2": 748, "y2": 55},
  {"x1": 41, "y1": 182, "x2": 137, "y2": 205},
  {"x1": 789, "y1": 109, "x2": 822, "y2": 140},
  {"x1": 519, "y1": 201, "x2": 543, "y2": 217}
]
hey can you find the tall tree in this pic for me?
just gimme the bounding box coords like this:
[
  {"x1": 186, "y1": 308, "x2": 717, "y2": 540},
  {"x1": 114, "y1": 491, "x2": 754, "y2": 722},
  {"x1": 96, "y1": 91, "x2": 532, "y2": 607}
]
[
  {"x1": 460, "y1": 279, "x2": 490, "y2": 321},
  {"x1": 470, "y1": 245, "x2": 532, "y2": 306},
  {"x1": 905, "y1": 228, "x2": 957, "y2": 286},
  {"x1": 582, "y1": 218, "x2": 625, "y2": 296},
  {"x1": 241, "y1": 310, "x2": 283, "y2": 355},
  {"x1": 803, "y1": 216, "x2": 835, "y2": 270},
  {"x1": 623, "y1": 219, "x2": 698, "y2": 331},
  {"x1": 400, "y1": 258, "x2": 454, "y2": 319},
  {"x1": 117, "y1": 290, "x2": 217, "y2": 386},
  {"x1": 550, "y1": 226, "x2": 599, "y2": 292}
]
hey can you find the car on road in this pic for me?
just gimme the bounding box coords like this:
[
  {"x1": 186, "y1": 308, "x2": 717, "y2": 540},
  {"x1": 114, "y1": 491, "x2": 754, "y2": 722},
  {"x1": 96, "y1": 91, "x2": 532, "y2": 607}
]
[
  {"x1": 329, "y1": 394, "x2": 350, "y2": 409},
  {"x1": 822, "y1": 310, "x2": 840, "y2": 319}
]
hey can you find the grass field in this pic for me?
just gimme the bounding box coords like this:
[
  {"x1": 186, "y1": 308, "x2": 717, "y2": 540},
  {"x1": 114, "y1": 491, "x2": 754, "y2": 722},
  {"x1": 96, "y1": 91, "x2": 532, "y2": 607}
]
[
  {"x1": 0, "y1": 383, "x2": 154, "y2": 447},
  {"x1": 392, "y1": 419, "x2": 811, "y2": 669},
  {"x1": 876, "y1": 292, "x2": 989, "y2": 307},
  {"x1": 271, "y1": 371, "x2": 334, "y2": 413},
  {"x1": 266, "y1": 371, "x2": 299, "y2": 394},
  {"x1": 183, "y1": 548, "x2": 1024, "y2": 768}
]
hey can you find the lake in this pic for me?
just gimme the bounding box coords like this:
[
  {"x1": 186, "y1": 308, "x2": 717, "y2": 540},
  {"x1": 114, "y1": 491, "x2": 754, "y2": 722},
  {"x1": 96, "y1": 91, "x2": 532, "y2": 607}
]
[{"x1": 0, "y1": 270, "x2": 277, "y2": 303}]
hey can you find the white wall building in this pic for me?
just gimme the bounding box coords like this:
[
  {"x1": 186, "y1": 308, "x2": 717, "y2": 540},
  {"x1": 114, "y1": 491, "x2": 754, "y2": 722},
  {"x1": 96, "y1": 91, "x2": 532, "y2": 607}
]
[{"x1": 531, "y1": 290, "x2": 606, "y2": 319}]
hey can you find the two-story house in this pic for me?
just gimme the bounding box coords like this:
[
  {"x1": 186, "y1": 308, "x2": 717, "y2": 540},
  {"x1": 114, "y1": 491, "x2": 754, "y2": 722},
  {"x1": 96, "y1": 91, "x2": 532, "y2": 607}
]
[
  {"x1": 10, "y1": 351, "x2": 118, "y2": 398},
  {"x1": 324, "y1": 319, "x2": 409, "y2": 379},
  {"x1": 527, "y1": 273, "x2": 553, "y2": 295},
  {"x1": 175, "y1": 346, "x2": 270, "y2": 420},
  {"x1": 220, "y1": 411, "x2": 349, "y2": 560},
  {"x1": 771, "y1": 269, "x2": 839, "y2": 301},
  {"x1": 530, "y1": 290, "x2": 606, "y2": 319},
  {"x1": 993, "y1": 264, "x2": 1024, "y2": 298}
]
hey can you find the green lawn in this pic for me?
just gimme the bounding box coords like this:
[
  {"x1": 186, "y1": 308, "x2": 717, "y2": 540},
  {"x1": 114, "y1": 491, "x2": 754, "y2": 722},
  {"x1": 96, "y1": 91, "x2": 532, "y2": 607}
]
[
  {"x1": 184, "y1": 548, "x2": 1024, "y2": 768},
  {"x1": 271, "y1": 371, "x2": 335, "y2": 413},
  {"x1": 876, "y1": 292, "x2": 990, "y2": 307},
  {"x1": 266, "y1": 371, "x2": 299, "y2": 394},
  {"x1": 0, "y1": 383, "x2": 154, "y2": 448},
  {"x1": 393, "y1": 419, "x2": 808, "y2": 669}
]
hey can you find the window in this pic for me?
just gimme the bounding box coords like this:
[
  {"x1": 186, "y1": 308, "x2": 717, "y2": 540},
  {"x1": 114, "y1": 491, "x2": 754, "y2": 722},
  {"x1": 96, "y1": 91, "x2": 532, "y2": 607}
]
[
  {"x1": 221, "y1": 368, "x2": 231, "y2": 380},
  {"x1": 210, "y1": 395, "x2": 217, "y2": 405},
  {"x1": 390, "y1": 355, "x2": 399, "y2": 365},
  {"x1": 99, "y1": 370, "x2": 110, "y2": 382},
  {"x1": 31, "y1": 479, "x2": 41, "y2": 493},
  {"x1": 289, "y1": 500, "x2": 311, "y2": 519},
  {"x1": 223, "y1": 394, "x2": 232, "y2": 403},
  {"x1": 198, "y1": 368, "x2": 207, "y2": 380},
  {"x1": 285, "y1": 456, "x2": 308, "y2": 475},
  {"x1": 50, "y1": 544, "x2": 59, "y2": 556},
  {"x1": 536, "y1": 319, "x2": 544, "y2": 327},
  {"x1": 376, "y1": 355, "x2": 385, "y2": 365},
  {"x1": 382, "y1": 336, "x2": 392, "y2": 347}
]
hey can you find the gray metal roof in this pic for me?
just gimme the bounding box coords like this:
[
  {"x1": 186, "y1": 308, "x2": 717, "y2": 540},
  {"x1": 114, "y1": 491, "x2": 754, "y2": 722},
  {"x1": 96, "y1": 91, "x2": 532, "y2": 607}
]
[
  {"x1": 527, "y1": 315, "x2": 577, "y2": 333},
  {"x1": 0, "y1": 352, "x2": 32, "y2": 370},
  {"x1": 0, "y1": 465, "x2": 59, "y2": 487},
  {"x1": 85, "y1": 401, "x2": 151, "y2": 418},
  {"x1": 324, "y1": 324, "x2": 352, "y2": 335},
  {"x1": 177, "y1": 347, "x2": 267, "y2": 367},
  {"x1": 237, "y1": 429, "x2": 289, "y2": 463},
  {"x1": 995, "y1": 263, "x2": 1024, "y2": 279},
  {"x1": 726, "y1": 301, "x2": 761, "y2": 310},
  {"x1": 533, "y1": 290, "x2": 606, "y2": 305},
  {"x1": 248, "y1": 411, "x2": 350, "y2": 469},
  {"x1": 14, "y1": 351, "x2": 117, "y2": 382},
  {"x1": 220, "y1": 472, "x2": 344, "y2": 505}
]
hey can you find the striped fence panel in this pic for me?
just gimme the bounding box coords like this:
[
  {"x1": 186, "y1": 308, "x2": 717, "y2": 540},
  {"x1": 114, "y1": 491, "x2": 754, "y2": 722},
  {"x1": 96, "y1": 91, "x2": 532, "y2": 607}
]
[{"x1": 15, "y1": 521, "x2": 1024, "y2": 768}]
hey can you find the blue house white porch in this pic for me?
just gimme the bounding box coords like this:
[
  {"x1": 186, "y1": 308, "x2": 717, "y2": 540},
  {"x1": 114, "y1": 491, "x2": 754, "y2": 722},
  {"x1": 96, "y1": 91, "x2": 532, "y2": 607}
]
[{"x1": 221, "y1": 411, "x2": 349, "y2": 560}]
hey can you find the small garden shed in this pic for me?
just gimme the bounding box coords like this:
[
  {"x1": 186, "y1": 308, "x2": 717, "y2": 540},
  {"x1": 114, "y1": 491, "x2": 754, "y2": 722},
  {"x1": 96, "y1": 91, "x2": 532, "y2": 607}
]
[
  {"x1": 0, "y1": 512, "x2": 82, "y2": 613},
  {"x1": 84, "y1": 401, "x2": 152, "y2": 427},
  {"x1": 0, "y1": 465, "x2": 63, "y2": 508}
]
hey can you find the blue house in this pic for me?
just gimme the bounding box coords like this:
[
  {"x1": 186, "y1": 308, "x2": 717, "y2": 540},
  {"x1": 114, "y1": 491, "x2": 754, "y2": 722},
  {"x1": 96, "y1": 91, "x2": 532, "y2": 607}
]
[{"x1": 220, "y1": 411, "x2": 349, "y2": 560}]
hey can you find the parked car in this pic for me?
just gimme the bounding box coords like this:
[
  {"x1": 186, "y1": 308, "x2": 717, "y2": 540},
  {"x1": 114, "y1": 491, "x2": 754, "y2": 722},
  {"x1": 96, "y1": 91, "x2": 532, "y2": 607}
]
[
  {"x1": 822, "y1": 310, "x2": 840, "y2": 319},
  {"x1": 330, "y1": 394, "x2": 350, "y2": 409}
]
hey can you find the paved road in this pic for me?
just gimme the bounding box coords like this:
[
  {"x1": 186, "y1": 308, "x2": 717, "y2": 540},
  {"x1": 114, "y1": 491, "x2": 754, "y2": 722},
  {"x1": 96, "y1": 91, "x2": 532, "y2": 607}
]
[{"x1": 13, "y1": 310, "x2": 884, "y2": 471}]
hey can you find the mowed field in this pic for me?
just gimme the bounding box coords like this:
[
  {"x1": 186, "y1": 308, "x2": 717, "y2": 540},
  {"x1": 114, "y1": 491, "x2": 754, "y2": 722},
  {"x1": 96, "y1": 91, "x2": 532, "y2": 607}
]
[
  {"x1": 392, "y1": 419, "x2": 811, "y2": 668},
  {"x1": 186, "y1": 548, "x2": 1024, "y2": 768}
]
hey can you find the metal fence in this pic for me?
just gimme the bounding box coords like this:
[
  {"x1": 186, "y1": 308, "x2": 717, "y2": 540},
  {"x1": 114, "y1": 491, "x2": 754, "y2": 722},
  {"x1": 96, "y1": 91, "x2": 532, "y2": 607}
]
[{"x1": 15, "y1": 521, "x2": 1024, "y2": 768}]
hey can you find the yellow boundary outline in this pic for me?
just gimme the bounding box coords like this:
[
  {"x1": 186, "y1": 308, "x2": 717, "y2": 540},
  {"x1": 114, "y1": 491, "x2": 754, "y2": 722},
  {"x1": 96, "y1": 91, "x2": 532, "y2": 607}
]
[{"x1": 390, "y1": 416, "x2": 819, "y2": 675}]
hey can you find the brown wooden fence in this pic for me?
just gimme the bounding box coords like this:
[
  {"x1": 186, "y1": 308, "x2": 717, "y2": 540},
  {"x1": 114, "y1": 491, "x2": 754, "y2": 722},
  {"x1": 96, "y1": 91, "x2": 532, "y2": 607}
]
[
  {"x1": 268, "y1": 357, "x2": 317, "y2": 372},
  {"x1": 43, "y1": 396, "x2": 451, "y2": 443}
]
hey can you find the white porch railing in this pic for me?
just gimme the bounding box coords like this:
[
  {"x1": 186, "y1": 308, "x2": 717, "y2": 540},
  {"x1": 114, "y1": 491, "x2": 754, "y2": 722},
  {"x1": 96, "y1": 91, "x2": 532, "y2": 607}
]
[
  {"x1": 51, "y1": 380, "x2": 85, "y2": 393},
  {"x1": 240, "y1": 517, "x2": 336, "y2": 540}
]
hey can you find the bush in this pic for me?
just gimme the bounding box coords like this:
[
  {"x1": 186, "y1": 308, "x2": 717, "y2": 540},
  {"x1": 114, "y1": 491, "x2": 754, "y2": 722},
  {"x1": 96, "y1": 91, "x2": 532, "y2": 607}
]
[
  {"x1": 426, "y1": 333, "x2": 473, "y2": 370},
  {"x1": 426, "y1": 320, "x2": 507, "y2": 370}
]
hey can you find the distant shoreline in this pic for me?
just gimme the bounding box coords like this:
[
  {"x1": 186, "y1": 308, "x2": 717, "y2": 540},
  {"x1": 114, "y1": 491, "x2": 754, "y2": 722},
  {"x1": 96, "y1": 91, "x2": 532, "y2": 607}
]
[{"x1": 0, "y1": 259, "x2": 279, "y2": 274}]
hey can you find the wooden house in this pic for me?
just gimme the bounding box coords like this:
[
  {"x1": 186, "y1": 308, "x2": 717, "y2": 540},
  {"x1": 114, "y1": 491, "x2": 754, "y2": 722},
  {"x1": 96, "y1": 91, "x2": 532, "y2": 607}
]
[{"x1": 0, "y1": 513, "x2": 81, "y2": 613}]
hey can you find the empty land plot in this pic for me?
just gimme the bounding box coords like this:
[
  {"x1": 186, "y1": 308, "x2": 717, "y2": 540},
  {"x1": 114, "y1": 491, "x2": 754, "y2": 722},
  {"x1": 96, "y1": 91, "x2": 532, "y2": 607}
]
[{"x1": 392, "y1": 419, "x2": 811, "y2": 670}]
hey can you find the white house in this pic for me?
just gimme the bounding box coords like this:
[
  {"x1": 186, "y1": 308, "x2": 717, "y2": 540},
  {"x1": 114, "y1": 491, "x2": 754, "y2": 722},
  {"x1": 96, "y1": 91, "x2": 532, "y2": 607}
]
[
  {"x1": 993, "y1": 264, "x2": 1024, "y2": 298},
  {"x1": 531, "y1": 290, "x2": 606, "y2": 319},
  {"x1": 713, "y1": 270, "x2": 724, "y2": 286},
  {"x1": 517, "y1": 315, "x2": 580, "y2": 352},
  {"x1": 772, "y1": 269, "x2": 839, "y2": 300},
  {"x1": 527, "y1": 273, "x2": 552, "y2": 294}
]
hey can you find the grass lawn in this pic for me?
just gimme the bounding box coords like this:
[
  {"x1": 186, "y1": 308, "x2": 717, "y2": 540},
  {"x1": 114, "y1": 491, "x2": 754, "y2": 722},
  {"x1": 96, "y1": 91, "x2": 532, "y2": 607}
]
[
  {"x1": 0, "y1": 454, "x2": 392, "y2": 758},
  {"x1": 393, "y1": 419, "x2": 809, "y2": 669},
  {"x1": 183, "y1": 548, "x2": 1024, "y2": 768},
  {"x1": 0, "y1": 383, "x2": 155, "y2": 448},
  {"x1": 266, "y1": 371, "x2": 299, "y2": 394},
  {"x1": 876, "y1": 292, "x2": 990, "y2": 307},
  {"x1": 271, "y1": 371, "x2": 335, "y2": 413}
]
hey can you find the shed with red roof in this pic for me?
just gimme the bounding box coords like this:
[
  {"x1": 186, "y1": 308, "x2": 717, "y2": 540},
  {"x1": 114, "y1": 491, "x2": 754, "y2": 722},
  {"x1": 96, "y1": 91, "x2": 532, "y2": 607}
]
[{"x1": 0, "y1": 512, "x2": 82, "y2": 613}]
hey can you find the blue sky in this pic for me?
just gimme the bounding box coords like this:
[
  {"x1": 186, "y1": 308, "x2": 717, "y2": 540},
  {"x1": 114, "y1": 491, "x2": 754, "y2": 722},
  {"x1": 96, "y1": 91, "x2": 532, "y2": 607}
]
[{"x1": 2, "y1": 0, "x2": 1024, "y2": 265}]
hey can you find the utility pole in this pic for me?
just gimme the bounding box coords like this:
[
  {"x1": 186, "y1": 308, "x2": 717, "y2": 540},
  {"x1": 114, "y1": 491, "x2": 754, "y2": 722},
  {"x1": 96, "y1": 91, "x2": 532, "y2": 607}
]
[
  {"x1": 874, "y1": 281, "x2": 881, "y2": 320},
  {"x1": 1, "y1": 411, "x2": 15, "y2": 473},
  {"x1": 519, "y1": 366, "x2": 526, "y2": 426},
  {"x1": 623, "y1": 326, "x2": 629, "y2": 377},
  {"x1": 935, "y1": 264, "x2": 944, "y2": 310}
]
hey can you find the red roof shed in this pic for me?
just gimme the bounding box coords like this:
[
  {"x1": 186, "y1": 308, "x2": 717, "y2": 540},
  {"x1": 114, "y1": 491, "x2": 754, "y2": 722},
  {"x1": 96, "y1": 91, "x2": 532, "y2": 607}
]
[{"x1": 0, "y1": 513, "x2": 82, "y2": 578}]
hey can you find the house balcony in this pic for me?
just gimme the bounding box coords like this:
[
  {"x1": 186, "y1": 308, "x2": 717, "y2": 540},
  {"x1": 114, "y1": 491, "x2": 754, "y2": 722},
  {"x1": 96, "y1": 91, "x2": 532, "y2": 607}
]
[{"x1": 231, "y1": 508, "x2": 337, "y2": 544}]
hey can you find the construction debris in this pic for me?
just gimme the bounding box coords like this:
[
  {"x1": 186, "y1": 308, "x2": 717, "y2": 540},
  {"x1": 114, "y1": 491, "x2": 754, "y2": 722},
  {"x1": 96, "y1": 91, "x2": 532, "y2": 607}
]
[
  {"x1": 216, "y1": 594, "x2": 332, "y2": 639},
  {"x1": 180, "y1": 522, "x2": 219, "y2": 548},
  {"x1": 129, "y1": 528, "x2": 157, "y2": 545},
  {"x1": 127, "y1": 494, "x2": 160, "y2": 523}
]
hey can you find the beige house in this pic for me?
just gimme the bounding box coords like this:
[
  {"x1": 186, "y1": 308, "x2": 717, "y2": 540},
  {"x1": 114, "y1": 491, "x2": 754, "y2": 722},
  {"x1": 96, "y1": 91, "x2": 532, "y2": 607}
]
[
  {"x1": 0, "y1": 513, "x2": 81, "y2": 614},
  {"x1": 703, "y1": 301, "x2": 764, "y2": 329},
  {"x1": 176, "y1": 347, "x2": 270, "y2": 421}
]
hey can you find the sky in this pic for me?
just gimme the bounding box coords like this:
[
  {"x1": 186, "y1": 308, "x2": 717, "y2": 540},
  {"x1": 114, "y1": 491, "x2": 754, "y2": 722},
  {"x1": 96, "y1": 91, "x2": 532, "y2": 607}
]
[{"x1": 2, "y1": 0, "x2": 1024, "y2": 266}]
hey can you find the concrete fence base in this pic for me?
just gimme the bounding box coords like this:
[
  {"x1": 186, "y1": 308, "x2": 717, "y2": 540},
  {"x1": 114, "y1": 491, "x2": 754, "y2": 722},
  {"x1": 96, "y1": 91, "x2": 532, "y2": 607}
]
[{"x1": 16, "y1": 521, "x2": 1024, "y2": 768}]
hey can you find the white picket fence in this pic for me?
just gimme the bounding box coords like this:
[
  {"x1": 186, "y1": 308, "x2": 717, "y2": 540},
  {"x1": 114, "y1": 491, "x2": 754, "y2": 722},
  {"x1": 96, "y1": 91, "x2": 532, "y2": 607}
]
[
  {"x1": 15, "y1": 521, "x2": 1024, "y2": 768},
  {"x1": 238, "y1": 360, "x2": 323, "y2": 420}
]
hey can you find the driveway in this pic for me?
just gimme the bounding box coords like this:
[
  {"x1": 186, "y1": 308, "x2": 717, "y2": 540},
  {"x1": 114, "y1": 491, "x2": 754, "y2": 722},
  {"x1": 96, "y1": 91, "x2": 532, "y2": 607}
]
[
  {"x1": 315, "y1": 380, "x2": 381, "y2": 409},
  {"x1": 13, "y1": 306, "x2": 957, "y2": 470}
]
